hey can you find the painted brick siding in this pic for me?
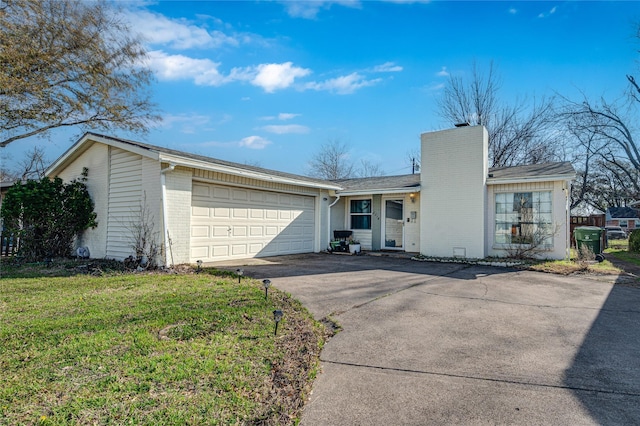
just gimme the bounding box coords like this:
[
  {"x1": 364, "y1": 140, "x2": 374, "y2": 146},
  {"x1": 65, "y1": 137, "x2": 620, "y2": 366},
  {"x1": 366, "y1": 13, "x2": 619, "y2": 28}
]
[
  {"x1": 54, "y1": 143, "x2": 109, "y2": 258},
  {"x1": 420, "y1": 126, "x2": 488, "y2": 259},
  {"x1": 165, "y1": 167, "x2": 192, "y2": 264}
]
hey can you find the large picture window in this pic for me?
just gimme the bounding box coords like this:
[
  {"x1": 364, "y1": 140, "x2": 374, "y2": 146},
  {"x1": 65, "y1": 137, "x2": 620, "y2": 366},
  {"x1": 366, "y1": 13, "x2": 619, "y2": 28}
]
[
  {"x1": 350, "y1": 199, "x2": 372, "y2": 230},
  {"x1": 495, "y1": 191, "x2": 552, "y2": 245}
]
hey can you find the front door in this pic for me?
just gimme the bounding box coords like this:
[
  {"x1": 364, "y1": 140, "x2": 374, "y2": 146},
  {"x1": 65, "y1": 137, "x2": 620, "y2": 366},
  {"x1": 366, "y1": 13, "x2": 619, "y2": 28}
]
[{"x1": 383, "y1": 199, "x2": 404, "y2": 250}]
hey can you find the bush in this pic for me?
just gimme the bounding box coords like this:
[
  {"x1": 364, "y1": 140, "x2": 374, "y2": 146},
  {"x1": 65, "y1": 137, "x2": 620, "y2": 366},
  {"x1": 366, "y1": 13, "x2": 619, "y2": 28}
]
[
  {"x1": 1, "y1": 168, "x2": 97, "y2": 260},
  {"x1": 629, "y1": 229, "x2": 640, "y2": 253}
]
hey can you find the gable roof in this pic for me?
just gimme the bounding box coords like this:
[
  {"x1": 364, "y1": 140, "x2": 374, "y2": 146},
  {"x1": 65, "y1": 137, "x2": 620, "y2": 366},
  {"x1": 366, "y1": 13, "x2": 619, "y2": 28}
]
[
  {"x1": 607, "y1": 206, "x2": 640, "y2": 219},
  {"x1": 332, "y1": 174, "x2": 420, "y2": 195},
  {"x1": 487, "y1": 161, "x2": 575, "y2": 184},
  {"x1": 46, "y1": 132, "x2": 342, "y2": 191}
]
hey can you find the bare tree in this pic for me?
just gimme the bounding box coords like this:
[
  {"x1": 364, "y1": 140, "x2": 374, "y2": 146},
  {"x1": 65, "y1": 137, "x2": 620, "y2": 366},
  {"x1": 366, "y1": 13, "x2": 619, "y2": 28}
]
[
  {"x1": 356, "y1": 159, "x2": 384, "y2": 178},
  {"x1": 0, "y1": 146, "x2": 48, "y2": 182},
  {"x1": 559, "y1": 95, "x2": 640, "y2": 209},
  {"x1": 437, "y1": 61, "x2": 559, "y2": 168},
  {"x1": 307, "y1": 139, "x2": 355, "y2": 179},
  {"x1": 0, "y1": 0, "x2": 160, "y2": 147},
  {"x1": 405, "y1": 148, "x2": 421, "y2": 174}
]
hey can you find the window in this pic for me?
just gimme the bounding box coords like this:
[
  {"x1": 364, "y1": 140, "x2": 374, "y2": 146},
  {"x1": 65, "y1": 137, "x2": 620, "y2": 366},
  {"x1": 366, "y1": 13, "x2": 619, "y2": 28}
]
[
  {"x1": 350, "y1": 199, "x2": 372, "y2": 230},
  {"x1": 495, "y1": 191, "x2": 553, "y2": 246},
  {"x1": 620, "y1": 220, "x2": 628, "y2": 228}
]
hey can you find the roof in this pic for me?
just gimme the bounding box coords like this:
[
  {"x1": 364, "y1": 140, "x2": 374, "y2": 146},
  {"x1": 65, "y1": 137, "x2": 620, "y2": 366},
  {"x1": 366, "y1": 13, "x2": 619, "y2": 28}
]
[
  {"x1": 607, "y1": 206, "x2": 640, "y2": 219},
  {"x1": 46, "y1": 132, "x2": 341, "y2": 191},
  {"x1": 487, "y1": 161, "x2": 575, "y2": 184},
  {"x1": 332, "y1": 174, "x2": 421, "y2": 195}
]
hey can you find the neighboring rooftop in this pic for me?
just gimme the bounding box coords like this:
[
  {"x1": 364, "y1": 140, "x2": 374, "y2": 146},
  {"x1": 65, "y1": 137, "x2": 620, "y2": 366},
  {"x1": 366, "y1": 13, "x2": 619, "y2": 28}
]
[{"x1": 607, "y1": 206, "x2": 640, "y2": 219}]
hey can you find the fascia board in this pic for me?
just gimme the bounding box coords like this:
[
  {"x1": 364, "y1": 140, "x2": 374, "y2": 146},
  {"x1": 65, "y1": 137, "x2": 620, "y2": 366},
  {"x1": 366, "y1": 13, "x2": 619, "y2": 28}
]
[
  {"x1": 486, "y1": 175, "x2": 575, "y2": 185},
  {"x1": 337, "y1": 187, "x2": 420, "y2": 196},
  {"x1": 46, "y1": 133, "x2": 160, "y2": 177},
  {"x1": 159, "y1": 153, "x2": 342, "y2": 191}
]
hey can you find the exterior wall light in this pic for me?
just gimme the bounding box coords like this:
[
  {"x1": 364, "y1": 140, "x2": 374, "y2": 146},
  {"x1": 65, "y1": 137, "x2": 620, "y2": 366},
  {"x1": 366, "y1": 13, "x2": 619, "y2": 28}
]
[
  {"x1": 262, "y1": 279, "x2": 271, "y2": 299},
  {"x1": 273, "y1": 309, "x2": 283, "y2": 336},
  {"x1": 409, "y1": 193, "x2": 416, "y2": 203},
  {"x1": 236, "y1": 268, "x2": 243, "y2": 283}
]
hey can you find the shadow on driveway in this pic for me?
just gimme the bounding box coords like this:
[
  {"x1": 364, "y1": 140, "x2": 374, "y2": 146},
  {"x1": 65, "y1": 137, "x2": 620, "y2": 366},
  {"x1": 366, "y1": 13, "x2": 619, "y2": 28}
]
[{"x1": 564, "y1": 274, "x2": 640, "y2": 423}]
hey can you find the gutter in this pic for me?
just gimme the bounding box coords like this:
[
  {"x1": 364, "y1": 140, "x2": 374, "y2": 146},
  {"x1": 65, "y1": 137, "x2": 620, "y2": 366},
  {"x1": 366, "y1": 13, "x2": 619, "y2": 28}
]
[{"x1": 160, "y1": 163, "x2": 176, "y2": 267}]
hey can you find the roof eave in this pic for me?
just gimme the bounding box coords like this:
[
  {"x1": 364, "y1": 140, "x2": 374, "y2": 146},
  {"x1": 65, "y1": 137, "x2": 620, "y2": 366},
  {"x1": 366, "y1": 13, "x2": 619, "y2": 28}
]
[
  {"x1": 159, "y1": 153, "x2": 342, "y2": 191},
  {"x1": 336, "y1": 186, "x2": 421, "y2": 196},
  {"x1": 487, "y1": 174, "x2": 575, "y2": 185},
  {"x1": 46, "y1": 133, "x2": 160, "y2": 177}
]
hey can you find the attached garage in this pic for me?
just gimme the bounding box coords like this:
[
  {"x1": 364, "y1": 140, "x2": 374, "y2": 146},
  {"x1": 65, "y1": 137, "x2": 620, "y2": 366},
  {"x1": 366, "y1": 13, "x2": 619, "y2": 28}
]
[
  {"x1": 190, "y1": 182, "x2": 316, "y2": 261},
  {"x1": 45, "y1": 133, "x2": 339, "y2": 266}
]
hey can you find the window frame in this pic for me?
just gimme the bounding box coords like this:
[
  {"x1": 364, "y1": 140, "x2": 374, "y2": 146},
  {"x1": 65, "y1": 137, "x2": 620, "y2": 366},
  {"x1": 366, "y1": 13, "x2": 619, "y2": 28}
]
[
  {"x1": 494, "y1": 190, "x2": 553, "y2": 248},
  {"x1": 349, "y1": 198, "x2": 372, "y2": 230}
]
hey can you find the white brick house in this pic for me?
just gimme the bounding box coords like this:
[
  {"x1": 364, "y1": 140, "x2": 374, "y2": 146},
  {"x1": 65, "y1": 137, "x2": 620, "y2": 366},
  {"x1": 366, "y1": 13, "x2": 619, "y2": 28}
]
[{"x1": 45, "y1": 126, "x2": 574, "y2": 264}]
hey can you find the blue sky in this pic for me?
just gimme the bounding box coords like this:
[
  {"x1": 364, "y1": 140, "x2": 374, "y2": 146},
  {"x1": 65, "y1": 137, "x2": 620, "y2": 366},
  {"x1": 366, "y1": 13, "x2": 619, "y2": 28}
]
[{"x1": 3, "y1": 1, "x2": 640, "y2": 177}]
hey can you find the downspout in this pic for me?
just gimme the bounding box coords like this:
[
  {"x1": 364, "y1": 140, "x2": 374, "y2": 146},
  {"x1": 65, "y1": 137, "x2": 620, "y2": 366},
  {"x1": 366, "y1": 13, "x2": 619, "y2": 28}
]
[
  {"x1": 160, "y1": 163, "x2": 176, "y2": 267},
  {"x1": 327, "y1": 193, "x2": 341, "y2": 248}
]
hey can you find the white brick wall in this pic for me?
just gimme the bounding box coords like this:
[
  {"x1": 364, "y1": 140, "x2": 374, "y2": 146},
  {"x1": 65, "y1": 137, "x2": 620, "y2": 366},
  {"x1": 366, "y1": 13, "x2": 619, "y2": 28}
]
[
  {"x1": 420, "y1": 126, "x2": 488, "y2": 259},
  {"x1": 164, "y1": 167, "x2": 192, "y2": 264}
]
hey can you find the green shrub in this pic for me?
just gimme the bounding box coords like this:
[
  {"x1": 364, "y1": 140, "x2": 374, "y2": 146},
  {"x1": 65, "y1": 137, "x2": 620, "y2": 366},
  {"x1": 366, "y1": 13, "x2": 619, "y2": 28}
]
[
  {"x1": 1, "y1": 168, "x2": 97, "y2": 260},
  {"x1": 629, "y1": 229, "x2": 640, "y2": 253}
]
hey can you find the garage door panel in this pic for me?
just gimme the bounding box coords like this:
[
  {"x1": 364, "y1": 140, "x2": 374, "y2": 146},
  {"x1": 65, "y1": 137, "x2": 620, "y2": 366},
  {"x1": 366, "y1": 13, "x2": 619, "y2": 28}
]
[
  {"x1": 249, "y1": 243, "x2": 263, "y2": 254},
  {"x1": 191, "y1": 246, "x2": 209, "y2": 258},
  {"x1": 191, "y1": 182, "x2": 316, "y2": 262},
  {"x1": 214, "y1": 207, "x2": 230, "y2": 218},
  {"x1": 212, "y1": 226, "x2": 229, "y2": 237},
  {"x1": 192, "y1": 206, "x2": 209, "y2": 217},
  {"x1": 214, "y1": 187, "x2": 231, "y2": 199},
  {"x1": 212, "y1": 245, "x2": 229, "y2": 256},
  {"x1": 191, "y1": 225, "x2": 209, "y2": 237},
  {"x1": 232, "y1": 226, "x2": 247, "y2": 236}
]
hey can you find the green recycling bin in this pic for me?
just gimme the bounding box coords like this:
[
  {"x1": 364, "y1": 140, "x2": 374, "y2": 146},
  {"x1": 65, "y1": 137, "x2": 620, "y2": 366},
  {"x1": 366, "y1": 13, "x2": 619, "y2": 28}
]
[{"x1": 574, "y1": 226, "x2": 604, "y2": 255}]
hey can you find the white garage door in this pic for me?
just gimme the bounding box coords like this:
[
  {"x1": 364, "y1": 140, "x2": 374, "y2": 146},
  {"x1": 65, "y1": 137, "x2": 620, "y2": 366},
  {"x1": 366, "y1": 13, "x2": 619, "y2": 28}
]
[{"x1": 190, "y1": 182, "x2": 316, "y2": 261}]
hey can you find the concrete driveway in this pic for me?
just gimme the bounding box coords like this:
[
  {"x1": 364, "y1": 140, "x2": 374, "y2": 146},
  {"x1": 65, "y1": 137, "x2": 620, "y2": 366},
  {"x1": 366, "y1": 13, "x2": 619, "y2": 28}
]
[{"x1": 215, "y1": 253, "x2": 640, "y2": 425}]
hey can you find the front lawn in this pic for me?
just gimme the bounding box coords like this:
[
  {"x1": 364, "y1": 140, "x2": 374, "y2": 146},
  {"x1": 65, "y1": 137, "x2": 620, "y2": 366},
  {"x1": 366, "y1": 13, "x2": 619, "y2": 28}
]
[{"x1": 0, "y1": 265, "x2": 325, "y2": 425}]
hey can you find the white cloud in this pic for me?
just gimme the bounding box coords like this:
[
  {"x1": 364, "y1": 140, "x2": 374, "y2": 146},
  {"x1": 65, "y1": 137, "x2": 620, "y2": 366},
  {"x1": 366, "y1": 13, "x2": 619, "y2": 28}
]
[
  {"x1": 239, "y1": 136, "x2": 272, "y2": 149},
  {"x1": 538, "y1": 5, "x2": 557, "y2": 18},
  {"x1": 509, "y1": 7, "x2": 517, "y2": 14},
  {"x1": 278, "y1": 113, "x2": 300, "y2": 121},
  {"x1": 436, "y1": 66, "x2": 449, "y2": 77},
  {"x1": 251, "y1": 62, "x2": 312, "y2": 93},
  {"x1": 146, "y1": 51, "x2": 225, "y2": 85},
  {"x1": 260, "y1": 124, "x2": 310, "y2": 134},
  {"x1": 159, "y1": 113, "x2": 213, "y2": 133},
  {"x1": 125, "y1": 10, "x2": 238, "y2": 49},
  {"x1": 260, "y1": 113, "x2": 301, "y2": 121},
  {"x1": 305, "y1": 73, "x2": 382, "y2": 94},
  {"x1": 281, "y1": 1, "x2": 361, "y2": 19},
  {"x1": 372, "y1": 62, "x2": 403, "y2": 73},
  {"x1": 146, "y1": 53, "x2": 309, "y2": 92}
]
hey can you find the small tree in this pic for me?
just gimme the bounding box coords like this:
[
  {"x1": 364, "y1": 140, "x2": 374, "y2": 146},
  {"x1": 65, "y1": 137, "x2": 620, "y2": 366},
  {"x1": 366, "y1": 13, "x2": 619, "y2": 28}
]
[{"x1": 0, "y1": 168, "x2": 97, "y2": 260}]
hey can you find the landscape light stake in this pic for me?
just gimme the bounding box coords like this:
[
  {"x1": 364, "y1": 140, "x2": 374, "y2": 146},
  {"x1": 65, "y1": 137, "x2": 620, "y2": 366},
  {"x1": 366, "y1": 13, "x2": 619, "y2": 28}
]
[
  {"x1": 273, "y1": 309, "x2": 283, "y2": 336},
  {"x1": 262, "y1": 279, "x2": 271, "y2": 299},
  {"x1": 236, "y1": 268, "x2": 244, "y2": 283},
  {"x1": 196, "y1": 260, "x2": 202, "y2": 273}
]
